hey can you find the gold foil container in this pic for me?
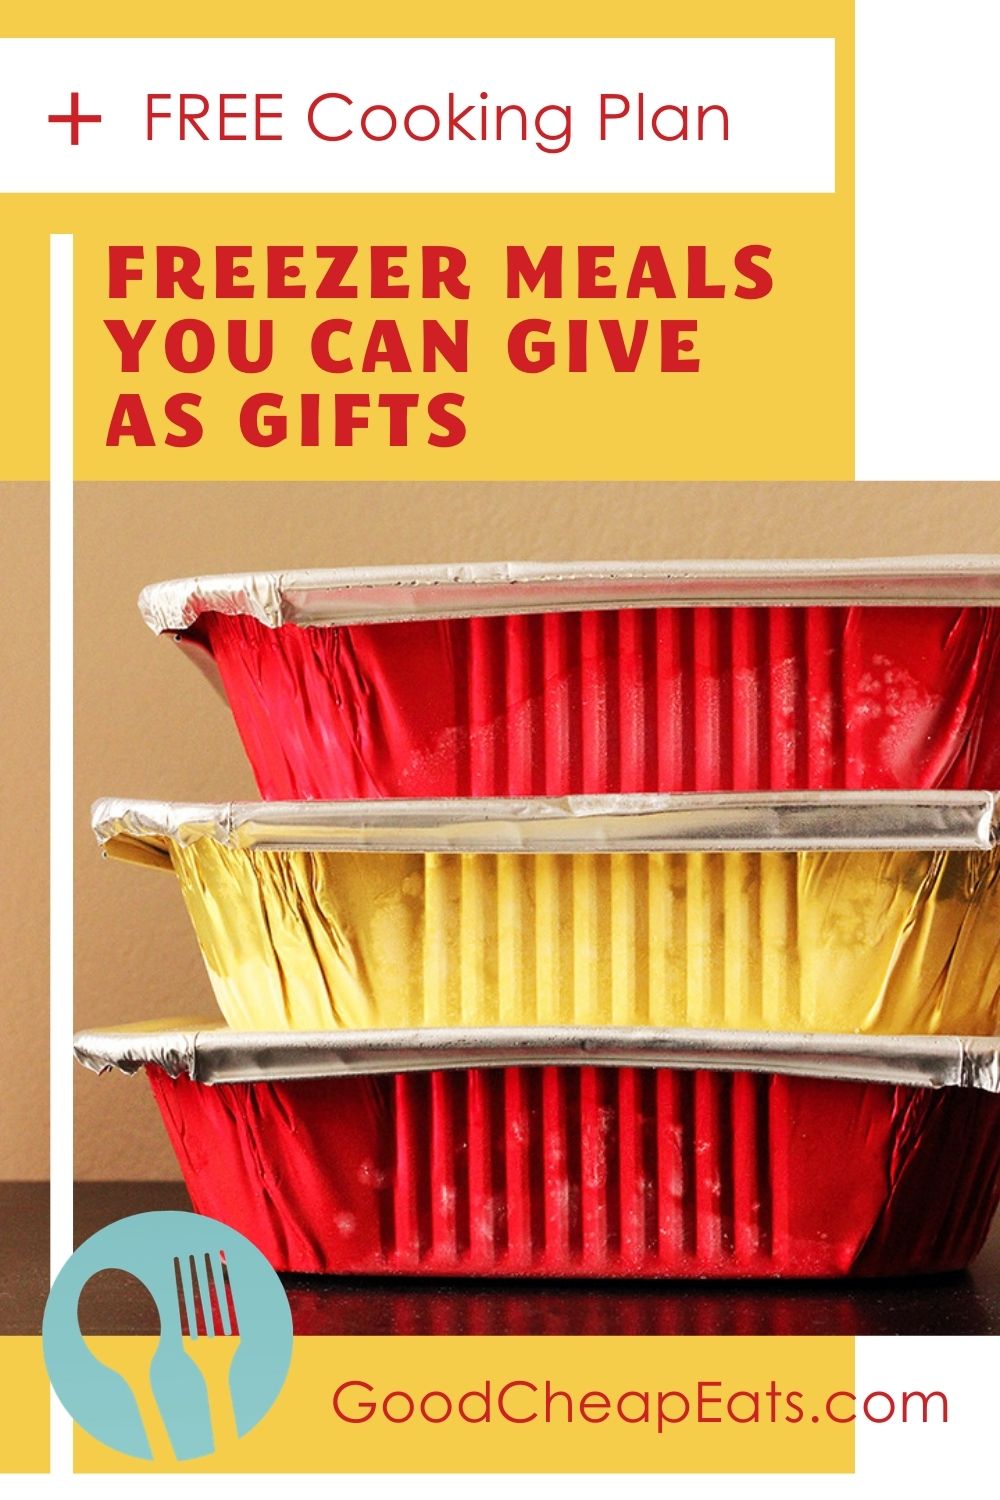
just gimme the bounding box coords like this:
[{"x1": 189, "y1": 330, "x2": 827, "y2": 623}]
[{"x1": 93, "y1": 794, "x2": 1000, "y2": 1036}]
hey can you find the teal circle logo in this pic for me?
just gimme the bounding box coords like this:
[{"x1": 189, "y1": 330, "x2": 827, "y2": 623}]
[{"x1": 43, "y1": 1210, "x2": 293, "y2": 1461}]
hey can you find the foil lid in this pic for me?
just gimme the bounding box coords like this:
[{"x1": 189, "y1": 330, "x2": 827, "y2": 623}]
[
  {"x1": 138, "y1": 556, "x2": 1000, "y2": 633},
  {"x1": 91, "y1": 790, "x2": 1000, "y2": 858},
  {"x1": 74, "y1": 1019, "x2": 1000, "y2": 1091}
]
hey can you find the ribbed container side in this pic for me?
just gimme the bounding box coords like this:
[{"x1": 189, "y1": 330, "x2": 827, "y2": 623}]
[
  {"x1": 147, "y1": 1065, "x2": 1000, "y2": 1279},
  {"x1": 195, "y1": 604, "x2": 1000, "y2": 798},
  {"x1": 168, "y1": 841, "x2": 1000, "y2": 1036}
]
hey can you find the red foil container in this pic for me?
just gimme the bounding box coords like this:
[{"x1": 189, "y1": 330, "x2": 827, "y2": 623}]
[
  {"x1": 76, "y1": 1024, "x2": 1000, "y2": 1279},
  {"x1": 141, "y1": 562, "x2": 1000, "y2": 799}
]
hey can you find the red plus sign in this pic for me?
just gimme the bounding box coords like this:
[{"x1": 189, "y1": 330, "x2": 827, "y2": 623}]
[{"x1": 48, "y1": 93, "x2": 102, "y2": 145}]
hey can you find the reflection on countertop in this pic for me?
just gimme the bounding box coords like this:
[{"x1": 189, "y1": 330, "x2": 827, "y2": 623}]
[{"x1": 61, "y1": 1180, "x2": 1000, "y2": 1339}]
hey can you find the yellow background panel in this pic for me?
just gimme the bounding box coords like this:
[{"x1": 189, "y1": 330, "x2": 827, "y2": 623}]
[
  {"x1": 5, "y1": 2, "x2": 849, "y2": 41},
  {"x1": 2, "y1": 188, "x2": 852, "y2": 481},
  {"x1": 0, "y1": 1, "x2": 852, "y2": 480},
  {"x1": 0, "y1": 1339, "x2": 50, "y2": 1473}
]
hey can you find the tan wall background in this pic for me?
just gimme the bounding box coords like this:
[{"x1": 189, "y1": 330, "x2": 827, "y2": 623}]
[
  {"x1": 75, "y1": 481, "x2": 1000, "y2": 1178},
  {"x1": 0, "y1": 484, "x2": 48, "y2": 1179}
]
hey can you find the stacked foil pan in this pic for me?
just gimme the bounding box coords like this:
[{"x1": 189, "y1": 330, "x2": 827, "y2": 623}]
[{"x1": 80, "y1": 559, "x2": 1000, "y2": 1278}]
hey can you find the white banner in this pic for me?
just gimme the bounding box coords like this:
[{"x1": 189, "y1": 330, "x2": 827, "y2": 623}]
[{"x1": 0, "y1": 37, "x2": 835, "y2": 194}]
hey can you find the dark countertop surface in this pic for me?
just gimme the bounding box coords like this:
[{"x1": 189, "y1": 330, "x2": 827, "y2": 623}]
[
  {"x1": 4, "y1": 1182, "x2": 998, "y2": 1336},
  {"x1": 0, "y1": 1184, "x2": 50, "y2": 1335},
  {"x1": 33, "y1": 1181, "x2": 999, "y2": 1337}
]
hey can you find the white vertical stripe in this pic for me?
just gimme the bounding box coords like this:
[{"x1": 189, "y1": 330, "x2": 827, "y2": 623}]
[
  {"x1": 856, "y1": 2, "x2": 1000, "y2": 477},
  {"x1": 49, "y1": 230, "x2": 74, "y2": 1477}
]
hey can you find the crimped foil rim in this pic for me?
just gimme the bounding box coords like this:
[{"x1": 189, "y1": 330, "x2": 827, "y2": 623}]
[
  {"x1": 73, "y1": 1020, "x2": 1000, "y2": 1092},
  {"x1": 138, "y1": 556, "x2": 1000, "y2": 633},
  {"x1": 91, "y1": 790, "x2": 1000, "y2": 856}
]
